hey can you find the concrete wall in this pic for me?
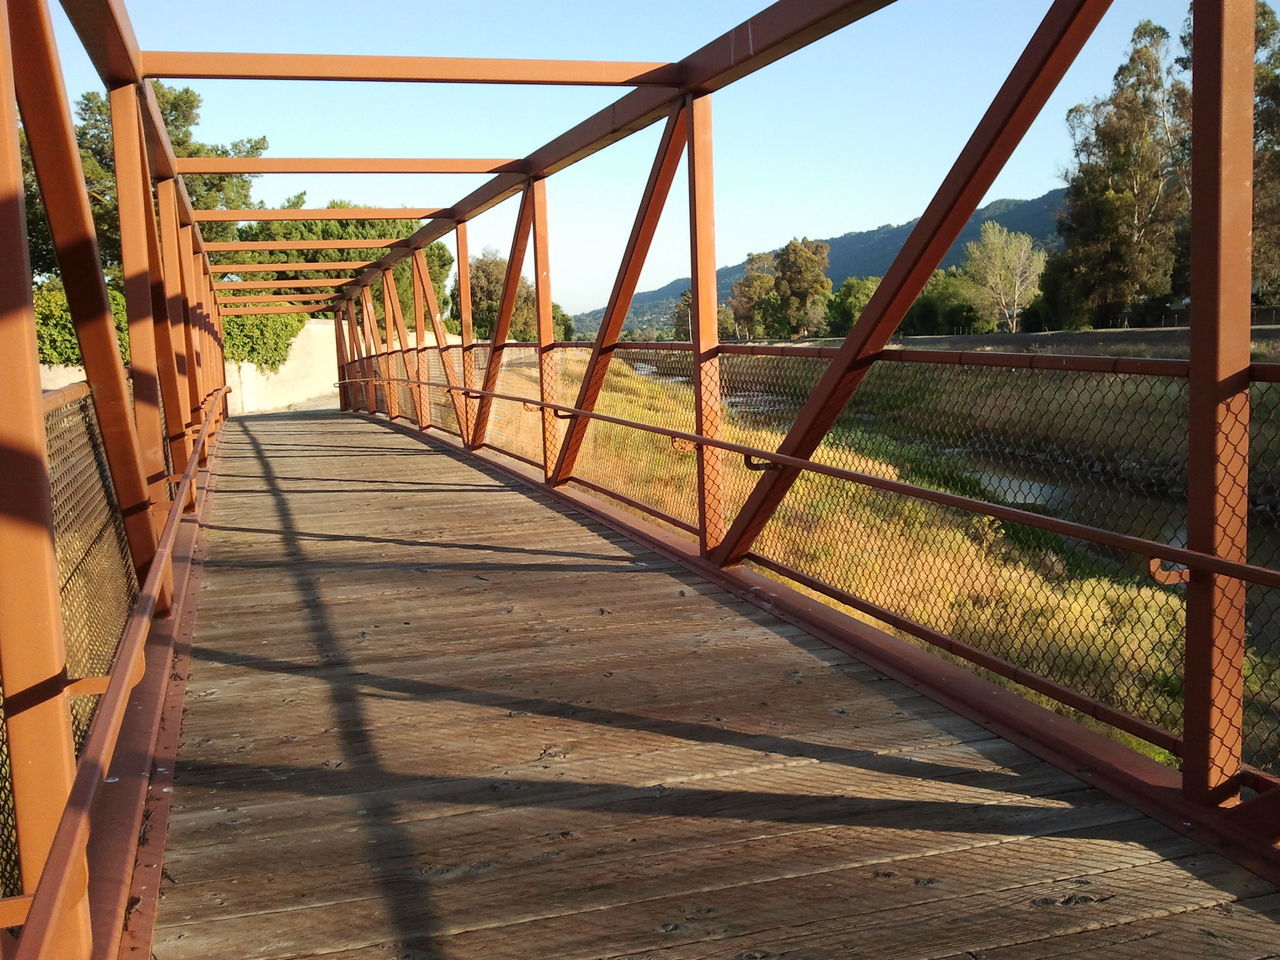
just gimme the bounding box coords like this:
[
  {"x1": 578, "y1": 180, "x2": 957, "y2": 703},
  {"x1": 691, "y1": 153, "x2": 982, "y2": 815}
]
[{"x1": 225, "y1": 317, "x2": 340, "y2": 415}]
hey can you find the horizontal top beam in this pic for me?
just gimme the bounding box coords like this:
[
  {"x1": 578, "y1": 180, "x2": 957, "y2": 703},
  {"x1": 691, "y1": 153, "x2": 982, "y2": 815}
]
[
  {"x1": 175, "y1": 157, "x2": 522, "y2": 175},
  {"x1": 348, "y1": 0, "x2": 896, "y2": 289},
  {"x1": 214, "y1": 278, "x2": 352, "y2": 290},
  {"x1": 218, "y1": 304, "x2": 335, "y2": 316},
  {"x1": 141, "y1": 51, "x2": 681, "y2": 86},
  {"x1": 204, "y1": 238, "x2": 409, "y2": 252},
  {"x1": 215, "y1": 293, "x2": 342, "y2": 302},
  {"x1": 193, "y1": 208, "x2": 439, "y2": 222},
  {"x1": 210, "y1": 261, "x2": 374, "y2": 273}
]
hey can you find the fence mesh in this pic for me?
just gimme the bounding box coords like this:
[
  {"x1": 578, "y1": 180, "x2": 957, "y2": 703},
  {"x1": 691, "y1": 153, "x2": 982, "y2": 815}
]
[
  {"x1": 1246, "y1": 382, "x2": 1280, "y2": 772},
  {"x1": 484, "y1": 344, "x2": 544, "y2": 466},
  {"x1": 45, "y1": 391, "x2": 140, "y2": 752}
]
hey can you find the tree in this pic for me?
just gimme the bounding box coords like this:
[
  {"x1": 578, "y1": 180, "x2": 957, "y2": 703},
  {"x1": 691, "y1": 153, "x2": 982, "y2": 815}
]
[
  {"x1": 671, "y1": 288, "x2": 692, "y2": 340},
  {"x1": 23, "y1": 82, "x2": 267, "y2": 277},
  {"x1": 1045, "y1": 21, "x2": 1189, "y2": 327},
  {"x1": 825, "y1": 276, "x2": 880, "y2": 336},
  {"x1": 901, "y1": 269, "x2": 985, "y2": 336},
  {"x1": 773, "y1": 238, "x2": 832, "y2": 337},
  {"x1": 1249, "y1": 2, "x2": 1280, "y2": 299},
  {"x1": 961, "y1": 221, "x2": 1046, "y2": 332},
  {"x1": 447, "y1": 247, "x2": 572, "y2": 341},
  {"x1": 728, "y1": 252, "x2": 779, "y2": 338}
]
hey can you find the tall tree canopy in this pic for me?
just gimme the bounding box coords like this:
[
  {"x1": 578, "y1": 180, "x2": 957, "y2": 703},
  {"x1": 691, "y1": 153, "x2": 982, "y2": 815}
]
[
  {"x1": 727, "y1": 239, "x2": 832, "y2": 339},
  {"x1": 23, "y1": 81, "x2": 267, "y2": 278}
]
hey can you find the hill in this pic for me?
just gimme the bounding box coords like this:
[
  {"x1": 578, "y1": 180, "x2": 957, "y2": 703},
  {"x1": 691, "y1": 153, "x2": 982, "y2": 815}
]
[{"x1": 573, "y1": 187, "x2": 1065, "y2": 335}]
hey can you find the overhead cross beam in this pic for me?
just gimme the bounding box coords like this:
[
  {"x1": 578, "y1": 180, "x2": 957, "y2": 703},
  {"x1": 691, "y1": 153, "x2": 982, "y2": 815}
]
[
  {"x1": 214, "y1": 279, "x2": 351, "y2": 290},
  {"x1": 193, "y1": 208, "x2": 438, "y2": 222},
  {"x1": 346, "y1": 0, "x2": 896, "y2": 289},
  {"x1": 204, "y1": 238, "x2": 409, "y2": 252},
  {"x1": 141, "y1": 51, "x2": 682, "y2": 86},
  {"x1": 210, "y1": 262, "x2": 374, "y2": 273},
  {"x1": 215, "y1": 293, "x2": 342, "y2": 303},
  {"x1": 175, "y1": 157, "x2": 522, "y2": 175}
]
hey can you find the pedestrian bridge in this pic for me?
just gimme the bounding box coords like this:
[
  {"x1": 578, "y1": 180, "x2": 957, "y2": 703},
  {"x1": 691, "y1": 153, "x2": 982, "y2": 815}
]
[{"x1": 2, "y1": 0, "x2": 1279, "y2": 957}]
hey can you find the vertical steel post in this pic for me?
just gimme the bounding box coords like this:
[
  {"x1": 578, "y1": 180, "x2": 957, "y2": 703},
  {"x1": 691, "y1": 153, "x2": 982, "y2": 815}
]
[
  {"x1": 157, "y1": 180, "x2": 194, "y2": 443},
  {"x1": 0, "y1": 8, "x2": 91, "y2": 953},
  {"x1": 470, "y1": 183, "x2": 534, "y2": 449},
  {"x1": 409, "y1": 255, "x2": 428, "y2": 429},
  {"x1": 687, "y1": 94, "x2": 725, "y2": 554},
  {"x1": 348, "y1": 299, "x2": 376, "y2": 413},
  {"x1": 334, "y1": 309, "x2": 351, "y2": 412},
  {"x1": 413, "y1": 247, "x2": 469, "y2": 436},
  {"x1": 1184, "y1": 0, "x2": 1254, "y2": 805},
  {"x1": 9, "y1": 0, "x2": 159, "y2": 578},
  {"x1": 383, "y1": 268, "x2": 417, "y2": 423},
  {"x1": 530, "y1": 178, "x2": 557, "y2": 477},
  {"x1": 177, "y1": 224, "x2": 204, "y2": 431},
  {"x1": 360, "y1": 286, "x2": 389, "y2": 416},
  {"x1": 110, "y1": 81, "x2": 168, "y2": 517},
  {"x1": 456, "y1": 223, "x2": 477, "y2": 443}
]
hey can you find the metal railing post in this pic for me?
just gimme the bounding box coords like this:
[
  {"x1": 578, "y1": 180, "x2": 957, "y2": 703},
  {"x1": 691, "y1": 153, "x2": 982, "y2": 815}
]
[
  {"x1": 687, "y1": 94, "x2": 725, "y2": 555},
  {"x1": 1184, "y1": 0, "x2": 1254, "y2": 805},
  {"x1": 530, "y1": 178, "x2": 557, "y2": 477},
  {"x1": 456, "y1": 223, "x2": 477, "y2": 443}
]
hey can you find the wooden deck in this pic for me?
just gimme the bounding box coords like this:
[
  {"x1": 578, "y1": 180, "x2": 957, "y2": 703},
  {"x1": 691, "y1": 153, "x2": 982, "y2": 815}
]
[{"x1": 154, "y1": 409, "x2": 1280, "y2": 960}]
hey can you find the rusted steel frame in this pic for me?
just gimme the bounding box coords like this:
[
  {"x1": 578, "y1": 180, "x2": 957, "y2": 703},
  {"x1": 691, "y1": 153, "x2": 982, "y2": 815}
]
[
  {"x1": 210, "y1": 261, "x2": 374, "y2": 273},
  {"x1": 710, "y1": 0, "x2": 1112, "y2": 567},
  {"x1": 383, "y1": 269, "x2": 420, "y2": 424},
  {"x1": 456, "y1": 224, "x2": 477, "y2": 442},
  {"x1": 193, "y1": 208, "x2": 439, "y2": 222},
  {"x1": 408, "y1": 262, "x2": 428, "y2": 430},
  {"x1": 216, "y1": 293, "x2": 342, "y2": 303},
  {"x1": 414, "y1": 248, "x2": 466, "y2": 432},
  {"x1": 215, "y1": 278, "x2": 351, "y2": 290},
  {"x1": 1251, "y1": 362, "x2": 1280, "y2": 382},
  {"x1": 110, "y1": 81, "x2": 169, "y2": 519},
  {"x1": 347, "y1": 300, "x2": 376, "y2": 413},
  {"x1": 748, "y1": 552, "x2": 1180, "y2": 751},
  {"x1": 10, "y1": 0, "x2": 159, "y2": 578},
  {"x1": 334, "y1": 312, "x2": 352, "y2": 412},
  {"x1": 360, "y1": 287, "x2": 394, "y2": 417},
  {"x1": 0, "y1": 13, "x2": 90, "y2": 950},
  {"x1": 1183, "y1": 0, "x2": 1254, "y2": 806},
  {"x1": 879, "y1": 347, "x2": 1190, "y2": 377},
  {"x1": 347, "y1": 0, "x2": 898, "y2": 291},
  {"x1": 397, "y1": 378, "x2": 1280, "y2": 589},
  {"x1": 470, "y1": 183, "x2": 535, "y2": 448},
  {"x1": 12, "y1": 390, "x2": 227, "y2": 960},
  {"x1": 219, "y1": 304, "x2": 332, "y2": 316},
  {"x1": 382, "y1": 417, "x2": 1280, "y2": 883},
  {"x1": 177, "y1": 223, "x2": 205, "y2": 430},
  {"x1": 204, "y1": 238, "x2": 408, "y2": 252},
  {"x1": 550, "y1": 105, "x2": 688, "y2": 484},
  {"x1": 176, "y1": 157, "x2": 523, "y2": 175},
  {"x1": 529, "y1": 179, "x2": 557, "y2": 475},
  {"x1": 142, "y1": 50, "x2": 681, "y2": 85},
  {"x1": 687, "y1": 94, "x2": 725, "y2": 555}
]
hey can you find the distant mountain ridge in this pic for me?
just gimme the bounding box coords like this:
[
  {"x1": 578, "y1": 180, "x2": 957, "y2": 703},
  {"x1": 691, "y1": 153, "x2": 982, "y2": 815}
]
[{"x1": 573, "y1": 187, "x2": 1066, "y2": 334}]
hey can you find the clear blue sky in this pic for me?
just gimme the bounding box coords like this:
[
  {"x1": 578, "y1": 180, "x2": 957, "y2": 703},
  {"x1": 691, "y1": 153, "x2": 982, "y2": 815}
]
[{"x1": 50, "y1": 0, "x2": 1183, "y2": 313}]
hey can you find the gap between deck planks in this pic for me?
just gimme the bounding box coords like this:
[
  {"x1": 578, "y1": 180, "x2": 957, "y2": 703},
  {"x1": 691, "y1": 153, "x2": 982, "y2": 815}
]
[{"x1": 153, "y1": 410, "x2": 1280, "y2": 960}]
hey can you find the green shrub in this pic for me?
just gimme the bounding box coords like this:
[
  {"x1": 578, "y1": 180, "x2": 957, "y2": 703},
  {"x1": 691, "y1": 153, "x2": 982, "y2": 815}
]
[
  {"x1": 34, "y1": 278, "x2": 129, "y2": 365},
  {"x1": 223, "y1": 312, "x2": 306, "y2": 371}
]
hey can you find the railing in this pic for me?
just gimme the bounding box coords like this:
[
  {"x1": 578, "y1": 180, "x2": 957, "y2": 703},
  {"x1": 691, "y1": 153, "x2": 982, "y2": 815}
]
[{"x1": 338, "y1": 336, "x2": 1280, "y2": 833}]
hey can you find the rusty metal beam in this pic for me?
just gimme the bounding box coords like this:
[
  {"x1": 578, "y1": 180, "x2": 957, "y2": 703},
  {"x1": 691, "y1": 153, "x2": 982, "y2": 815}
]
[
  {"x1": 204, "y1": 238, "x2": 408, "y2": 252},
  {"x1": 218, "y1": 304, "x2": 333, "y2": 316},
  {"x1": 348, "y1": 0, "x2": 897, "y2": 290},
  {"x1": 469, "y1": 183, "x2": 534, "y2": 448},
  {"x1": 209, "y1": 261, "x2": 374, "y2": 273},
  {"x1": 175, "y1": 157, "x2": 522, "y2": 175},
  {"x1": 0, "y1": 9, "x2": 90, "y2": 953},
  {"x1": 141, "y1": 50, "x2": 681, "y2": 85},
  {"x1": 1183, "y1": 0, "x2": 1254, "y2": 806},
  {"x1": 709, "y1": 0, "x2": 1113, "y2": 567},
  {"x1": 193, "y1": 208, "x2": 439, "y2": 222},
  {"x1": 11, "y1": 0, "x2": 159, "y2": 578},
  {"x1": 686, "y1": 94, "x2": 725, "y2": 555},
  {"x1": 456, "y1": 223, "x2": 477, "y2": 441},
  {"x1": 214, "y1": 278, "x2": 351, "y2": 290},
  {"x1": 215, "y1": 293, "x2": 342, "y2": 303},
  {"x1": 549, "y1": 105, "x2": 687, "y2": 484},
  {"x1": 413, "y1": 248, "x2": 468, "y2": 434},
  {"x1": 530, "y1": 178, "x2": 557, "y2": 476}
]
